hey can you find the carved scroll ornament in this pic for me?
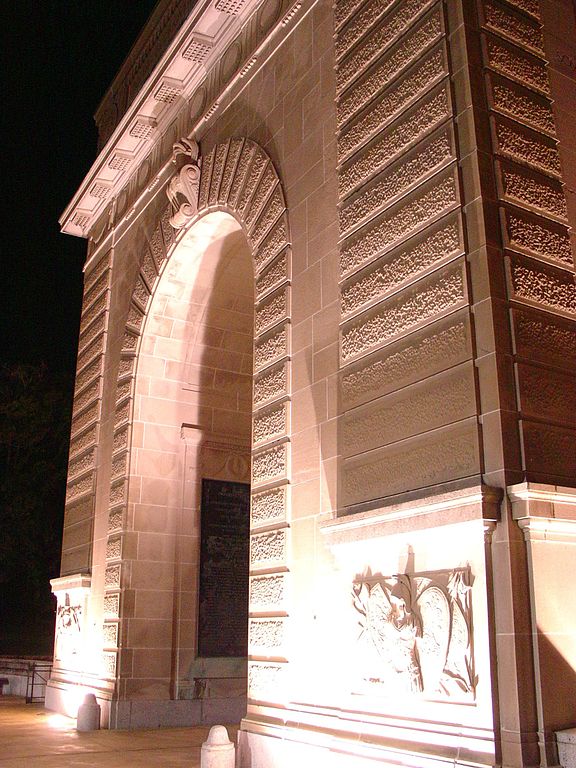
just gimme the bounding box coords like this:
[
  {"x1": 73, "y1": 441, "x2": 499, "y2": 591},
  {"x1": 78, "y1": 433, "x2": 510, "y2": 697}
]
[
  {"x1": 167, "y1": 137, "x2": 201, "y2": 229},
  {"x1": 352, "y1": 568, "x2": 476, "y2": 699}
]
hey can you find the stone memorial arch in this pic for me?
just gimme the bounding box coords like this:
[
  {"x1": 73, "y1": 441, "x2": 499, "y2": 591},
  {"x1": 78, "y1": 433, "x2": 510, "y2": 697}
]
[{"x1": 48, "y1": 0, "x2": 576, "y2": 766}]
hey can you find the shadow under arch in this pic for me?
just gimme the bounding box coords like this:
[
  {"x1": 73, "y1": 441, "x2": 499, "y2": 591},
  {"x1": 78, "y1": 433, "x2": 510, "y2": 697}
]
[{"x1": 103, "y1": 138, "x2": 293, "y2": 727}]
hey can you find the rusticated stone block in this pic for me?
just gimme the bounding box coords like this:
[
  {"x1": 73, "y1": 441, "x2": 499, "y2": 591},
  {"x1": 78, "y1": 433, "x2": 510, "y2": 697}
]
[
  {"x1": 71, "y1": 402, "x2": 100, "y2": 436},
  {"x1": 339, "y1": 43, "x2": 445, "y2": 160},
  {"x1": 256, "y1": 250, "x2": 288, "y2": 300},
  {"x1": 335, "y1": 0, "x2": 396, "y2": 62},
  {"x1": 342, "y1": 419, "x2": 480, "y2": 506},
  {"x1": 117, "y1": 356, "x2": 135, "y2": 379},
  {"x1": 103, "y1": 622, "x2": 119, "y2": 647},
  {"x1": 103, "y1": 594, "x2": 120, "y2": 617},
  {"x1": 250, "y1": 573, "x2": 286, "y2": 610},
  {"x1": 490, "y1": 76, "x2": 555, "y2": 136},
  {"x1": 122, "y1": 331, "x2": 139, "y2": 353},
  {"x1": 105, "y1": 565, "x2": 121, "y2": 589},
  {"x1": 237, "y1": 152, "x2": 268, "y2": 218},
  {"x1": 84, "y1": 250, "x2": 111, "y2": 293},
  {"x1": 249, "y1": 618, "x2": 284, "y2": 649},
  {"x1": 219, "y1": 138, "x2": 244, "y2": 204},
  {"x1": 522, "y1": 421, "x2": 576, "y2": 478},
  {"x1": 83, "y1": 268, "x2": 110, "y2": 309},
  {"x1": 102, "y1": 652, "x2": 117, "y2": 679},
  {"x1": 335, "y1": 0, "x2": 379, "y2": 31},
  {"x1": 500, "y1": 164, "x2": 567, "y2": 221},
  {"x1": 254, "y1": 362, "x2": 288, "y2": 407},
  {"x1": 110, "y1": 452, "x2": 127, "y2": 481},
  {"x1": 340, "y1": 171, "x2": 459, "y2": 276},
  {"x1": 115, "y1": 379, "x2": 132, "y2": 405},
  {"x1": 198, "y1": 147, "x2": 214, "y2": 211},
  {"x1": 506, "y1": 0, "x2": 539, "y2": 19},
  {"x1": 106, "y1": 536, "x2": 122, "y2": 561},
  {"x1": 503, "y1": 208, "x2": 573, "y2": 267},
  {"x1": 80, "y1": 292, "x2": 107, "y2": 335},
  {"x1": 109, "y1": 480, "x2": 126, "y2": 507},
  {"x1": 108, "y1": 509, "x2": 123, "y2": 533},
  {"x1": 252, "y1": 443, "x2": 288, "y2": 485},
  {"x1": 342, "y1": 363, "x2": 476, "y2": 456},
  {"x1": 114, "y1": 400, "x2": 131, "y2": 428},
  {"x1": 66, "y1": 471, "x2": 95, "y2": 503},
  {"x1": 208, "y1": 142, "x2": 228, "y2": 206},
  {"x1": 340, "y1": 87, "x2": 450, "y2": 197},
  {"x1": 72, "y1": 378, "x2": 101, "y2": 416},
  {"x1": 341, "y1": 213, "x2": 462, "y2": 316},
  {"x1": 126, "y1": 302, "x2": 145, "y2": 331},
  {"x1": 337, "y1": 0, "x2": 440, "y2": 93},
  {"x1": 74, "y1": 356, "x2": 102, "y2": 394},
  {"x1": 483, "y1": 1, "x2": 544, "y2": 55},
  {"x1": 228, "y1": 142, "x2": 255, "y2": 210},
  {"x1": 517, "y1": 363, "x2": 576, "y2": 427},
  {"x1": 254, "y1": 218, "x2": 288, "y2": 273},
  {"x1": 340, "y1": 129, "x2": 454, "y2": 235},
  {"x1": 248, "y1": 662, "x2": 283, "y2": 696},
  {"x1": 341, "y1": 261, "x2": 467, "y2": 362},
  {"x1": 255, "y1": 287, "x2": 288, "y2": 334},
  {"x1": 245, "y1": 163, "x2": 278, "y2": 231},
  {"x1": 140, "y1": 249, "x2": 159, "y2": 288},
  {"x1": 78, "y1": 316, "x2": 105, "y2": 352},
  {"x1": 254, "y1": 326, "x2": 288, "y2": 372},
  {"x1": 133, "y1": 275, "x2": 151, "y2": 308},
  {"x1": 250, "y1": 186, "x2": 285, "y2": 246},
  {"x1": 251, "y1": 486, "x2": 286, "y2": 527},
  {"x1": 512, "y1": 308, "x2": 576, "y2": 369},
  {"x1": 494, "y1": 119, "x2": 561, "y2": 178},
  {"x1": 253, "y1": 403, "x2": 287, "y2": 446},
  {"x1": 486, "y1": 37, "x2": 549, "y2": 95},
  {"x1": 250, "y1": 528, "x2": 287, "y2": 566},
  {"x1": 340, "y1": 311, "x2": 472, "y2": 410},
  {"x1": 69, "y1": 424, "x2": 98, "y2": 458},
  {"x1": 510, "y1": 255, "x2": 576, "y2": 316},
  {"x1": 68, "y1": 448, "x2": 96, "y2": 480}
]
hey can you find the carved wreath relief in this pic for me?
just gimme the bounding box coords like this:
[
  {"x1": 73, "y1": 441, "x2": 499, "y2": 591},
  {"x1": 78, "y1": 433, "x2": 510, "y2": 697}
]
[
  {"x1": 167, "y1": 137, "x2": 201, "y2": 229},
  {"x1": 352, "y1": 569, "x2": 476, "y2": 699}
]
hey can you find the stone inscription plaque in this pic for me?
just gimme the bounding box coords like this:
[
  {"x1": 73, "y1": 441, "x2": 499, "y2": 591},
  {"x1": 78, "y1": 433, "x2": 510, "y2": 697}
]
[{"x1": 198, "y1": 479, "x2": 250, "y2": 657}]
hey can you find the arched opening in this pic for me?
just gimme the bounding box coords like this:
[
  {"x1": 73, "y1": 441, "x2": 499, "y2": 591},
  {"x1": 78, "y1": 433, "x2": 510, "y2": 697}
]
[{"x1": 128, "y1": 211, "x2": 253, "y2": 714}]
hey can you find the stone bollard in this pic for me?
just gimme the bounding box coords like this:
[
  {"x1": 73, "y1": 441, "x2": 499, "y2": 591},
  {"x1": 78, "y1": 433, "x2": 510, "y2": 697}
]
[
  {"x1": 76, "y1": 693, "x2": 101, "y2": 732},
  {"x1": 201, "y1": 725, "x2": 235, "y2": 768}
]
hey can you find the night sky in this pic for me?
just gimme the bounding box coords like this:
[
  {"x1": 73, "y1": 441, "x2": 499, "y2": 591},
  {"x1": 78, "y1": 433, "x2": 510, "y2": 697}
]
[{"x1": 1, "y1": 1, "x2": 158, "y2": 653}]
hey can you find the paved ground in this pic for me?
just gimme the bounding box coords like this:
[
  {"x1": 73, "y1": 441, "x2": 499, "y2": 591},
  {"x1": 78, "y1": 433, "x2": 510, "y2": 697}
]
[{"x1": 0, "y1": 697, "x2": 239, "y2": 767}]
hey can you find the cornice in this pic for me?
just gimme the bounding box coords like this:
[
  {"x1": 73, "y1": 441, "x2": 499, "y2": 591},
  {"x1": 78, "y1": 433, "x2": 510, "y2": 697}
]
[{"x1": 60, "y1": 0, "x2": 309, "y2": 241}]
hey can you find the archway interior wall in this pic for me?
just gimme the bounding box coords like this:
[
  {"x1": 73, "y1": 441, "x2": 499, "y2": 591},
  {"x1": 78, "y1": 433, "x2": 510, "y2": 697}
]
[{"x1": 99, "y1": 139, "x2": 293, "y2": 707}]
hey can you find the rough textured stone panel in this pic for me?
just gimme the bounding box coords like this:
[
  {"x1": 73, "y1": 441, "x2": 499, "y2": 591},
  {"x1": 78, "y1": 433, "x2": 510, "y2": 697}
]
[
  {"x1": 255, "y1": 287, "x2": 288, "y2": 334},
  {"x1": 250, "y1": 529, "x2": 287, "y2": 566},
  {"x1": 66, "y1": 471, "x2": 94, "y2": 502},
  {"x1": 342, "y1": 214, "x2": 461, "y2": 316},
  {"x1": 113, "y1": 426, "x2": 129, "y2": 453},
  {"x1": 484, "y1": 1, "x2": 544, "y2": 54},
  {"x1": 248, "y1": 663, "x2": 282, "y2": 696},
  {"x1": 102, "y1": 652, "x2": 117, "y2": 679},
  {"x1": 250, "y1": 573, "x2": 286, "y2": 610},
  {"x1": 335, "y1": 0, "x2": 396, "y2": 62},
  {"x1": 228, "y1": 142, "x2": 255, "y2": 211},
  {"x1": 338, "y1": 13, "x2": 443, "y2": 127},
  {"x1": 198, "y1": 147, "x2": 214, "y2": 210},
  {"x1": 513, "y1": 308, "x2": 576, "y2": 369},
  {"x1": 141, "y1": 249, "x2": 159, "y2": 288},
  {"x1": 68, "y1": 448, "x2": 96, "y2": 480},
  {"x1": 254, "y1": 326, "x2": 287, "y2": 372},
  {"x1": 340, "y1": 173, "x2": 458, "y2": 276},
  {"x1": 335, "y1": 0, "x2": 381, "y2": 31},
  {"x1": 237, "y1": 152, "x2": 268, "y2": 218},
  {"x1": 245, "y1": 164, "x2": 278, "y2": 231},
  {"x1": 506, "y1": 0, "x2": 539, "y2": 18},
  {"x1": 114, "y1": 400, "x2": 131, "y2": 428},
  {"x1": 118, "y1": 357, "x2": 135, "y2": 379},
  {"x1": 503, "y1": 209, "x2": 573, "y2": 267},
  {"x1": 80, "y1": 292, "x2": 108, "y2": 335},
  {"x1": 133, "y1": 275, "x2": 151, "y2": 308},
  {"x1": 491, "y1": 79, "x2": 555, "y2": 136},
  {"x1": 126, "y1": 303, "x2": 145, "y2": 331},
  {"x1": 103, "y1": 622, "x2": 118, "y2": 647},
  {"x1": 250, "y1": 187, "x2": 285, "y2": 246},
  {"x1": 69, "y1": 424, "x2": 98, "y2": 457},
  {"x1": 78, "y1": 315, "x2": 106, "y2": 352},
  {"x1": 71, "y1": 402, "x2": 100, "y2": 436},
  {"x1": 73, "y1": 378, "x2": 101, "y2": 416},
  {"x1": 343, "y1": 364, "x2": 476, "y2": 455},
  {"x1": 340, "y1": 88, "x2": 450, "y2": 196},
  {"x1": 340, "y1": 130, "x2": 453, "y2": 235},
  {"x1": 337, "y1": 0, "x2": 438, "y2": 91},
  {"x1": 495, "y1": 121, "x2": 561, "y2": 177},
  {"x1": 84, "y1": 269, "x2": 110, "y2": 309},
  {"x1": 341, "y1": 312, "x2": 472, "y2": 410},
  {"x1": 342, "y1": 420, "x2": 480, "y2": 506},
  {"x1": 501, "y1": 166, "x2": 567, "y2": 221},
  {"x1": 84, "y1": 251, "x2": 111, "y2": 293},
  {"x1": 341, "y1": 262, "x2": 466, "y2": 361},
  {"x1": 253, "y1": 218, "x2": 288, "y2": 273},
  {"x1": 256, "y1": 251, "x2": 288, "y2": 300},
  {"x1": 109, "y1": 480, "x2": 126, "y2": 507},
  {"x1": 522, "y1": 422, "x2": 576, "y2": 478},
  {"x1": 253, "y1": 404, "x2": 287, "y2": 446},
  {"x1": 254, "y1": 362, "x2": 287, "y2": 406},
  {"x1": 103, "y1": 594, "x2": 120, "y2": 617},
  {"x1": 251, "y1": 487, "x2": 286, "y2": 527},
  {"x1": 106, "y1": 537, "x2": 122, "y2": 561},
  {"x1": 517, "y1": 363, "x2": 576, "y2": 427},
  {"x1": 108, "y1": 509, "x2": 123, "y2": 533},
  {"x1": 219, "y1": 138, "x2": 244, "y2": 204},
  {"x1": 252, "y1": 443, "x2": 287, "y2": 485},
  {"x1": 510, "y1": 256, "x2": 576, "y2": 315},
  {"x1": 105, "y1": 565, "x2": 121, "y2": 588},
  {"x1": 75, "y1": 357, "x2": 102, "y2": 394},
  {"x1": 111, "y1": 452, "x2": 127, "y2": 480},
  {"x1": 249, "y1": 618, "x2": 284, "y2": 649},
  {"x1": 486, "y1": 38, "x2": 549, "y2": 95},
  {"x1": 208, "y1": 142, "x2": 228, "y2": 206}
]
